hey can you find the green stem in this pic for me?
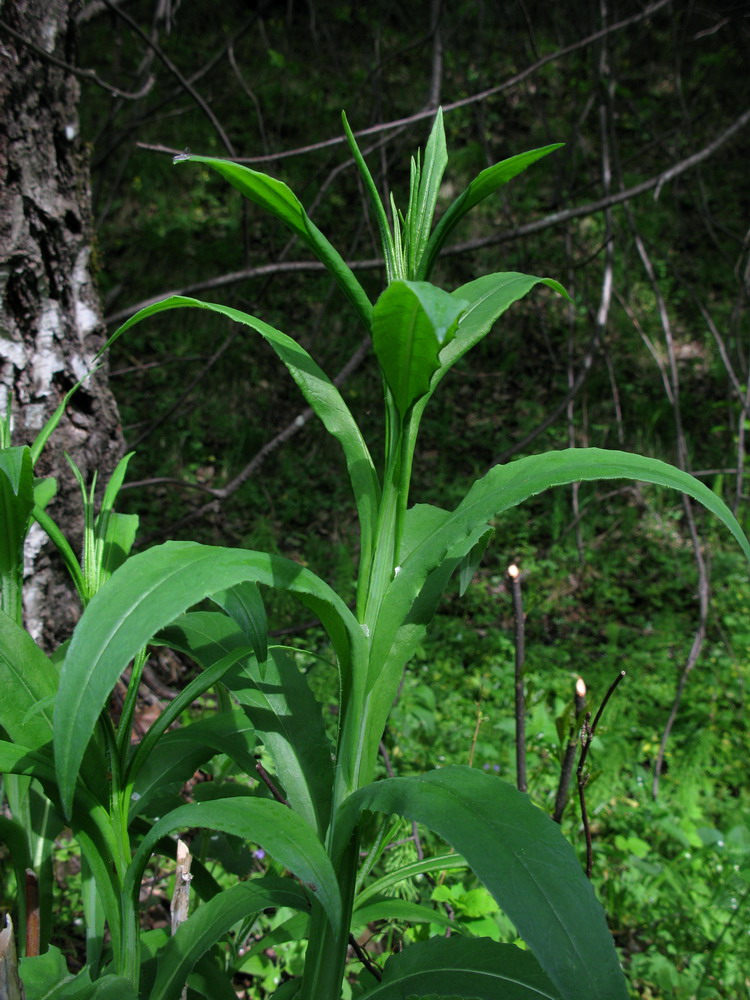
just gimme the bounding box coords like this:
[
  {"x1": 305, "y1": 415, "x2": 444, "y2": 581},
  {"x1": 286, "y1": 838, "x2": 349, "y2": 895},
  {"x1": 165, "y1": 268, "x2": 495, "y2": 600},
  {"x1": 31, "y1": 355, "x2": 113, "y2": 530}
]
[
  {"x1": 1, "y1": 567, "x2": 23, "y2": 625},
  {"x1": 116, "y1": 647, "x2": 148, "y2": 760},
  {"x1": 299, "y1": 833, "x2": 360, "y2": 1000}
]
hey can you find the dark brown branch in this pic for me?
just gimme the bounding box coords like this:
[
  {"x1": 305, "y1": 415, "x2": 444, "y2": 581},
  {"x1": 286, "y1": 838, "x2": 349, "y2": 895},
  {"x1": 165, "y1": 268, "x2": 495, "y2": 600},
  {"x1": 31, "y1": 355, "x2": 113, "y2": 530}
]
[{"x1": 553, "y1": 678, "x2": 586, "y2": 824}]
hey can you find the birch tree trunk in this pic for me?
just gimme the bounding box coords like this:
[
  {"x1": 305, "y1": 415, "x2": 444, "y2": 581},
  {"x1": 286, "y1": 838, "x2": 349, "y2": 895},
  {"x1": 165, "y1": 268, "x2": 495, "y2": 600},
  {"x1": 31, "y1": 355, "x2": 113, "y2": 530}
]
[{"x1": 0, "y1": 0, "x2": 123, "y2": 645}]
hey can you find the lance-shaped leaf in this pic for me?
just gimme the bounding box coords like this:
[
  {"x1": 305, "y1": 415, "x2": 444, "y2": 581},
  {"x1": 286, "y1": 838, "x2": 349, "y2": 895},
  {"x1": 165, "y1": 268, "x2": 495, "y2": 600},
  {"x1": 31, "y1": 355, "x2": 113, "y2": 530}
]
[
  {"x1": 0, "y1": 609, "x2": 58, "y2": 749},
  {"x1": 125, "y1": 798, "x2": 341, "y2": 931},
  {"x1": 0, "y1": 446, "x2": 33, "y2": 575},
  {"x1": 149, "y1": 877, "x2": 310, "y2": 1000},
  {"x1": 360, "y1": 939, "x2": 560, "y2": 999},
  {"x1": 340, "y1": 767, "x2": 625, "y2": 1000},
  {"x1": 419, "y1": 144, "x2": 564, "y2": 279},
  {"x1": 129, "y1": 710, "x2": 257, "y2": 819},
  {"x1": 402, "y1": 272, "x2": 567, "y2": 466},
  {"x1": 160, "y1": 613, "x2": 334, "y2": 837},
  {"x1": 174, "y1": 154, "x2": 373, "y2": 328},
  {"x1": 211, "y1": 581, "x2": 267, "y2": 664},
  {"x1": 54, "y1": 541, "x2": 365, "y2": 818},
  {"x1": 371, "y1": 448, "x2": 750, "y2": 675},
  {"x1": 372, "y1": 282, "x2": 468, "y2": 417},
  {"x1": 105, "y1": 296, "x2": 380, "y2": 579},
  {"x1": 404, "y1": 108, "x2": 448, "y2": 279}
]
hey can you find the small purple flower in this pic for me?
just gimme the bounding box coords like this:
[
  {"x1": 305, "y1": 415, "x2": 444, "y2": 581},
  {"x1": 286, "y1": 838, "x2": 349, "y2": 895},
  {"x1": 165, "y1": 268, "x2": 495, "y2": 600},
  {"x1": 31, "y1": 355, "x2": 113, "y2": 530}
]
[{"x1": 253, "y1": 848, "x2": 266, "y2": 860}]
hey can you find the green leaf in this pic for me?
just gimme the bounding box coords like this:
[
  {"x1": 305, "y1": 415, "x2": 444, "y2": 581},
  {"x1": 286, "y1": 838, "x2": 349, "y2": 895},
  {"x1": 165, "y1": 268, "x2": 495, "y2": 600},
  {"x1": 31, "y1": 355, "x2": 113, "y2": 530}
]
[
  {"x1": 174, "y1": 154, "x2": 373, "y2": 328},
  {"x1": 99, "y1": 513, "x2": 139, "y2": 584},
  {"x1": 105, "y1": 296, "x2": 380, "y2": 577},
  {"x1": 129, "y1": 710, "x2": 257, "y2": 818},
  {"x1": 372, "y1": 282, "x2": 468, "y2": 417},
  {"x1": 54, "y1": 540, "x2": 364, "y2": 818},
  {"x1": 226, "y1": 646, "x2": 334, "y2": 838},
  {"x1": 342, "y1": 111, "x2": 400, "y2": 282},
  {"x1": 405, "y1": 108, "x2": 448, "y2": 279},
  {"x1": 0, "y1": 446, "x2": 33, "y2": 574},
  {"x1": 373, "y1": 448, "x2": 750, "y2": 676},
  {"x1": 148, "y1": 878, "x2": 310, "y2": 1000},
  {"x1": 343, "y1": 768, "x2": 623, "y2": 1000},
  {"x1": 351, "y1": 895, "x2": 454, "y2": 930},
  {"x1": 0, "y1": 609, "x2": 58, "y2": 749},
  {"x1": 359, "y1": 937, "x2": 560, "y2": 999},
  {"x1": 161, "y1": 614, "x2": 334, "y2": 837},
  {"x1": 124, "y1": 797, "x2": 341, "y2": 931},
  {"x1": 211, "y1": 581, "x2": 267, "y2": 664},
  {"x1": 20, "y1": 948, "x2": 140, "y2": 1000},
  {"x1": 420, "y1": 144, "x2": 563, "y2": 279}
]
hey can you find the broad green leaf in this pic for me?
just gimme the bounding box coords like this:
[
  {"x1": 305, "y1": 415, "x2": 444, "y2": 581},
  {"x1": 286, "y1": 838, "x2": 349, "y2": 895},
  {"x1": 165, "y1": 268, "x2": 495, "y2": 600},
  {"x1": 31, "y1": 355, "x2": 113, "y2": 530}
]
[
  {"x1": 420, "y1": 144, "x2": 563, "y2": 279},
  {"x1": 372, "y1": 448, "x2": 750, "y2": 676},
  {"x1": 106, "y1": 296, "x2": 380, "y2": 575},
  {"x1": 0, "y1": 609, "x2": 58, "y2": 748},
  {"x1": 175, "y1": 154, "x2": 373, "y2": 327},
  {"x1": 124, "y1": 797, "x2": 341, "y2": 931},
  {"x1": 149, "y1": 878, "x2": 310, "y2": 1000},
  {"x1": 404, "y1": 272, "x2": 567, "y2": 463},
  {"x1": 54, "y1": 540, "x2": 364, "y2": 817},
  {"x1": 405, "y1": 108, "x2": 448, "y2": 278},
  {"x1": 359, "y1": 937, "x2": 560, "y2": 1000},
  {"x1": 20, "y1": 948, "x2": 139, "y2": 999},
  {"x1": 99, "y1": 512, "x2": 139, "y2": 584},
  {"x1": 129, "y1": 710, "x2": 257, "y2": 818},
  {"x1": 226, "y1": 647, "x2": 334, "y2": 837},
  {"x1": 372, "y1": 282, "x2": 468, "y2": 417},
  {"x1": 212, "y1": 581, "x2": 267, "y2": 663},
  {"x1": 342, "y1": 767, "x2": 624, "y2": 1000},
  {"x1": 0, "y1": 445, "x2": 33, "y2": 574},
  {"x1": 161, "y1": 614, "x2": 334, "y2": 837}
]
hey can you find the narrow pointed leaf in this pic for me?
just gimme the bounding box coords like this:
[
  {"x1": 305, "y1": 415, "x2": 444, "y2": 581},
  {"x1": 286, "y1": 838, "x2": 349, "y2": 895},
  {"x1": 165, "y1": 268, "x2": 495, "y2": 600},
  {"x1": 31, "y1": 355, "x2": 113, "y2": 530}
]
[
  {"x1": 125, "y1": 797, "x2": 341, "y2": 930},
  {"x1": 406, "y1": 108, "x2": 448, "y2": 278},
  {"x1": 0, "y1": 445, "x2": 33, "y2": 574},
  {"x1": 372, "y1": 282, "x2": 468, "y2": 416},
  {"x1": 106, "y1": 296, "x2": 379, "y2": 573},
  {"x1": 212, "y1": 581, "x2": 267, "y2": 663},
  {"x1": 129, "y1": 710, "x2": 257, "y2": 818},
  {"x1": 54, "y1": 541, "x2": 364, "y2": 817},
  {"x1": 99, "y1": 512, "x2": 139, "y2": 584},
  {"x1": 0, "y1": 609, "x2": 58, "y2": 749},
  {"x1": 360, "y1": 937, "x2": 560, "y2": 1000},
  {"x1": 372, "y1": 448, "x2": 750, "y2": 673},
  {"x1": 342, "y1": 111, "x2": 400, "y2": 282},
  {"x1": 343, "y1": 767, "x2": 624, "y2": 1000},
  {"x1": 175, "y1": 154, "x2": 373, "y2": 327},
  {"x1": 420, "y1": 144, "x2": 563, "y2": 278},
  {"x1": 160, "y1": 614, "x2": 334, "y2": 837},
  {"x1": 149, "y1": 878, "x2": 309, "y2": 1000}
]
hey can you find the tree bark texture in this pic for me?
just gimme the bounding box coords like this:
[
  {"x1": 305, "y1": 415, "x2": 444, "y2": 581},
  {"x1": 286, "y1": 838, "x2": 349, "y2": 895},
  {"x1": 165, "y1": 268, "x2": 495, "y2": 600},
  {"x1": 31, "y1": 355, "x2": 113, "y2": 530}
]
[{"x1": 0, "y1": 0, "x2": 123, "y2": 644}]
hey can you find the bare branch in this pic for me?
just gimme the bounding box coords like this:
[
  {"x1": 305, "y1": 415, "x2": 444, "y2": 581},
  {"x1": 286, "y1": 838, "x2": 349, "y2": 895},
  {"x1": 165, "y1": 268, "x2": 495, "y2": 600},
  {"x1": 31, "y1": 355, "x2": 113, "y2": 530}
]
[{"x1": 0, "y1": 17, "x2": 155, "y2": 99}]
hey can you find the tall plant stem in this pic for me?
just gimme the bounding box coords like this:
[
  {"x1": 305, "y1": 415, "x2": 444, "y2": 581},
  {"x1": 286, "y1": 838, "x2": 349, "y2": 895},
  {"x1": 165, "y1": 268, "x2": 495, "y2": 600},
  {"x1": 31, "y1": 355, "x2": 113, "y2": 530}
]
[{"x1": 299, "y1": 834, "x2": 360, "y2": 1000}]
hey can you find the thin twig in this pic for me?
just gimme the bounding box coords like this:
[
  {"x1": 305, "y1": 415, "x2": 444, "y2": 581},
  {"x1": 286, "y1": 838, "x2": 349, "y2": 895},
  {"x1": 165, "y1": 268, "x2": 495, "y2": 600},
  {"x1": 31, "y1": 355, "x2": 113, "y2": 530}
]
[
  {"x1": 0, "y1": 17, "x2": 155, "y2": 99},
  {"x1": 553, "y1": 677, "x2": 586, "y2": 824},
  {"x1": 348, "y1": 934, "x2": 382, "y2": 982},
  {"x1": 255, "y1": 761, "x2": 289, "y2": 807},
  {"x1": 98, "y1": 0, "x2": 236, "y2": 155}
]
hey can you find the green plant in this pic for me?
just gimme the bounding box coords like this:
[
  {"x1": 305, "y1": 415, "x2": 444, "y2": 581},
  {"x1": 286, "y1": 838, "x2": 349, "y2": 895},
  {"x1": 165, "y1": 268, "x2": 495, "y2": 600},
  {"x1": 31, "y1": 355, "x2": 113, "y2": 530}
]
[{"x1": 2, "y1": 109, "x2": 749, "y2": 999}]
